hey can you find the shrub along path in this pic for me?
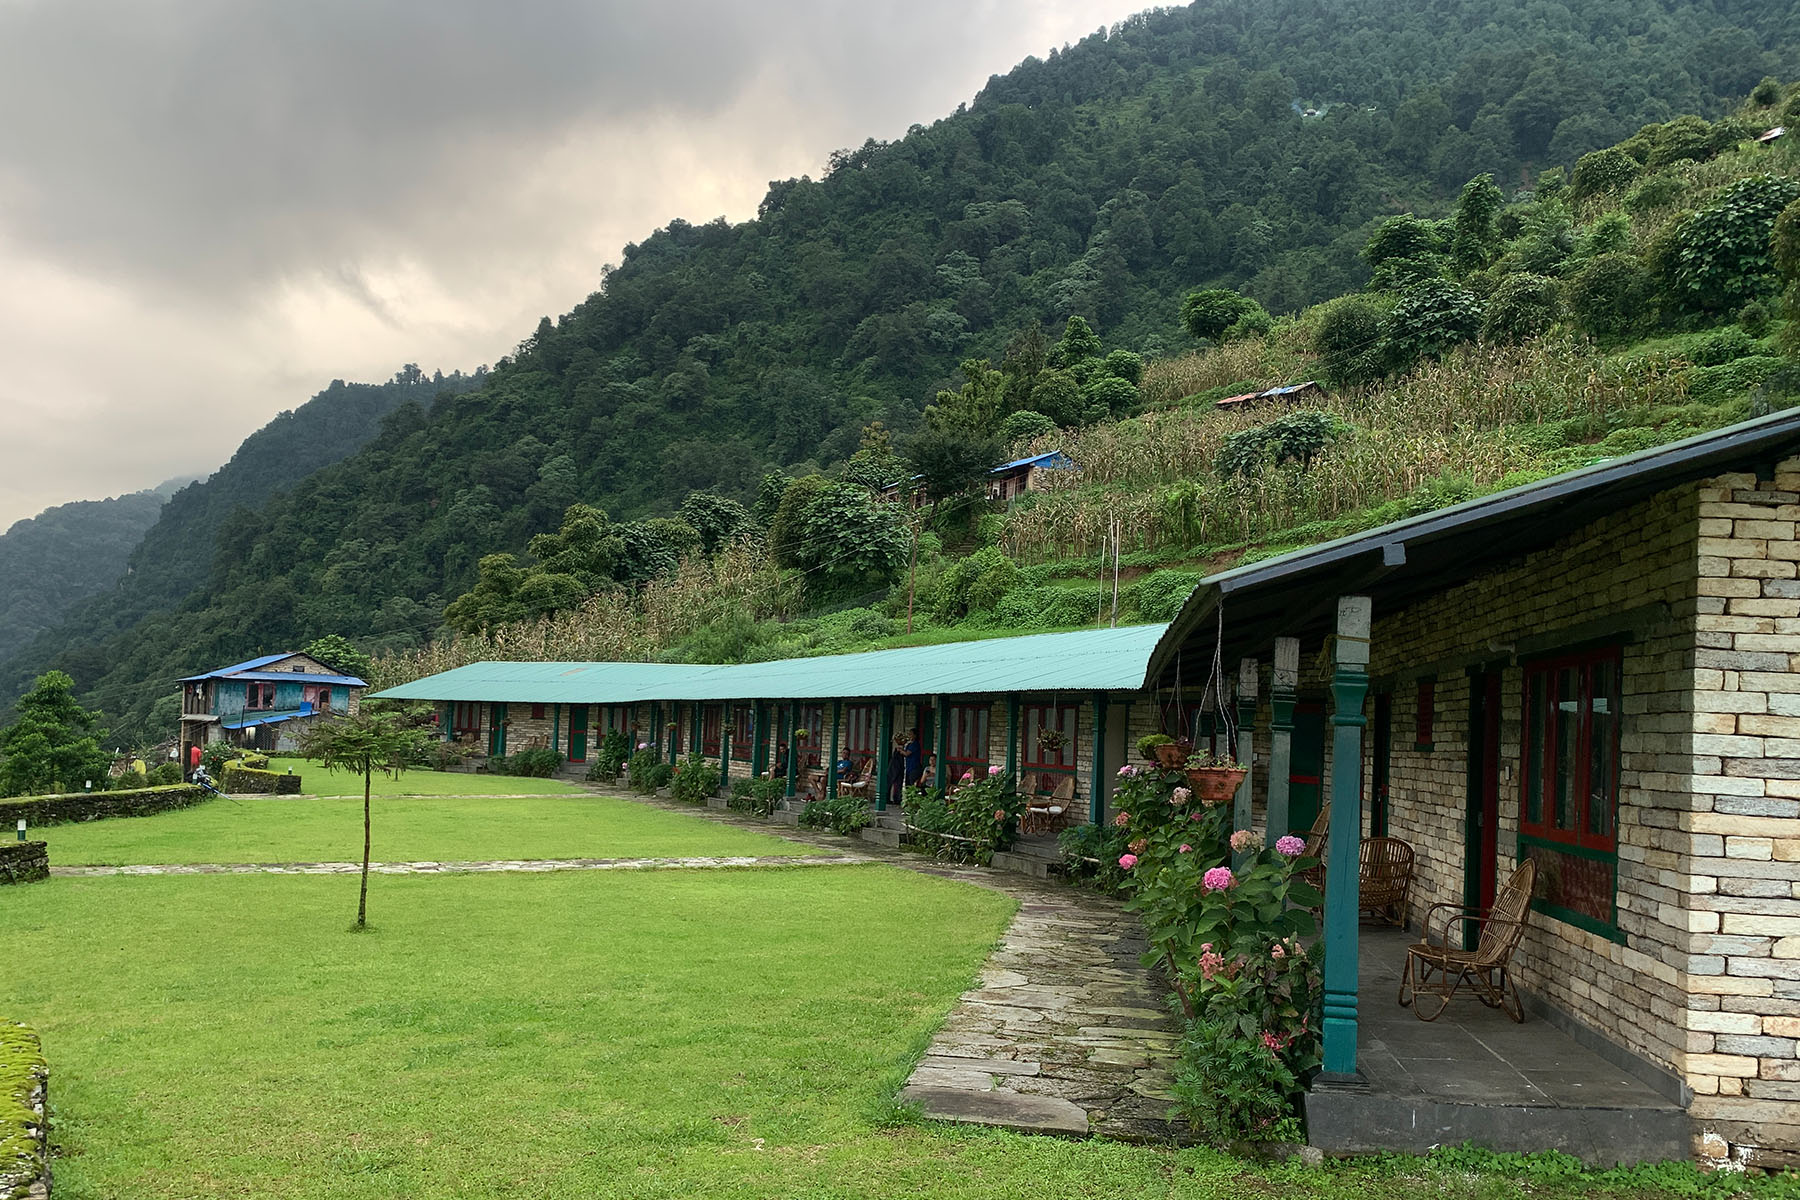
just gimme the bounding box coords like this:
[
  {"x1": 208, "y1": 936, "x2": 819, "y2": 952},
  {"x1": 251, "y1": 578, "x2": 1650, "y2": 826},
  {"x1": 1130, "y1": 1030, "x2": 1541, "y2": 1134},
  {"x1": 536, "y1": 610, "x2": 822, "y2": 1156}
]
[{"x1": 596, "y1": 787, "x2": 1184, "y2": 1142}]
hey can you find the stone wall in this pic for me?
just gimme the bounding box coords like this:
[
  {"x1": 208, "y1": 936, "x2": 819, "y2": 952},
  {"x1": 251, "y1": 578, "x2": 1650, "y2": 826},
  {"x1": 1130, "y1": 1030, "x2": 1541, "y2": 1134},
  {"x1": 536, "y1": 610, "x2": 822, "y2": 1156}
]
[
  {"x1": 1683, "y1": 464, "x2": 1800, "y2": 1167},
  {"x1": 0, "y1": 843, "x2": 47, "y2": 886},
  {"x1": 0, "y1": 784, "x2": 208, "y2": 828},
  {"x1": 0, "y1": 1022, "x2": 49, "y2": 1199}
]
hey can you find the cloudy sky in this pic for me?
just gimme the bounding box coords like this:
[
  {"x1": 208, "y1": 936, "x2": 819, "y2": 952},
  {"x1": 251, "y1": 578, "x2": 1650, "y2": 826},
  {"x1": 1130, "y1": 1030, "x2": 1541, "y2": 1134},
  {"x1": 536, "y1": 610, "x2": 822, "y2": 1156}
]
[{"x1": 0, "y1": 0, "x2": 1146, "y2": 529}]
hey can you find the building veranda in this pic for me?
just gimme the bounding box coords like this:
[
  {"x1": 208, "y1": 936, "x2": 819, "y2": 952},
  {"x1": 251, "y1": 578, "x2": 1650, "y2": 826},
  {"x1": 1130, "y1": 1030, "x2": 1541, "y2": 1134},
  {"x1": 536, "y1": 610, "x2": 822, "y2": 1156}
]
[{"x1": 378, "y1": 411, "x2": 1800, "y2": 1166}]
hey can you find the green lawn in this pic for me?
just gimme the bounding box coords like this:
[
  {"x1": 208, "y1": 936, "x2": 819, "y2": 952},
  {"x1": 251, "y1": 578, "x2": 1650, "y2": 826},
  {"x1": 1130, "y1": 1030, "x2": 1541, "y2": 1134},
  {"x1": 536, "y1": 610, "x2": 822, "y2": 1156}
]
[
  {"x1": 39, "y1": 792, "x2": 805, "y2": 865},
  {"x1": 268, "y1": 758, "x2": 587, "y2": 797}
]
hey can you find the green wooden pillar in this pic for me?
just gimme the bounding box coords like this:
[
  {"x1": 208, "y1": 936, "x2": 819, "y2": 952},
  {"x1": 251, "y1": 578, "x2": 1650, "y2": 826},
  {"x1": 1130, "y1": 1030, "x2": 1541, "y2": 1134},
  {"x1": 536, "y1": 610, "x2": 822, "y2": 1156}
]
[
  {"x1": 933, "y1": 698, "x2": 950, "y2": 793},
  {"x1": 784, "y1": 703, "x2": 799, "y2": 800},
  {"x1": 875, "y1": 700, "x2": 894, "y2": 810},
  {"x1": 1322, "y1": 597, "x2": 1372, "y2": 1080},
  {"x1": 1004, "y1": 694, "x2": 1020, "y2": 782},
  {"x1": 752, "y1": 701, "x2": 768, "y2": 777},
  {"x1": 1266, "y1": 638, "x2": 1299, "y2": 838},
  {"x1": 1233, "y1": 658, "x2": 1258, "y2": 868},
  {"x1": 1089, "y1": 693, "x2": 1108, "y2": 825},
  {"x1": 552, "y1": 705, "x2": 562, "y2": 756},
  {"x1": 828, "y1": 700, "x2": 842, "y2": 798},
  {"x1": 441, "y1": 703, "x2": 453, "y2": 742},
  {"x1": 689, "y1": 701, "x2": 700, "y2": 758},
  {"x1": 650, "y1": 703, "x2": 661, "y2": 757}
]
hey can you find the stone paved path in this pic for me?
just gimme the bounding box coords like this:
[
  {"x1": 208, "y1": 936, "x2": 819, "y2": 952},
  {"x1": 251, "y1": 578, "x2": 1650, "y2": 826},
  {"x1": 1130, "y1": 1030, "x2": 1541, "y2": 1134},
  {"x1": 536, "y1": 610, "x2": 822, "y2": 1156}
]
[{"x1": 52, "y1": 853, "x2": 871, "y2": 877}]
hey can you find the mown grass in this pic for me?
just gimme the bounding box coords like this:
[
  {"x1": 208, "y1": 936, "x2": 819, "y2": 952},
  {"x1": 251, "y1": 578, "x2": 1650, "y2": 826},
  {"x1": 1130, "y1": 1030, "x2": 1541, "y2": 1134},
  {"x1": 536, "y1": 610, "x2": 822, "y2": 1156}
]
[
  {"x1": 267, "y1": 758, "x2": 586, "y2": 797},
  {"x1": 4, "y1": 868, "x2": 1786, "y2": 1199},
  {"x1": 37, "y1": 791, "x2": 804, "y2": 865}
]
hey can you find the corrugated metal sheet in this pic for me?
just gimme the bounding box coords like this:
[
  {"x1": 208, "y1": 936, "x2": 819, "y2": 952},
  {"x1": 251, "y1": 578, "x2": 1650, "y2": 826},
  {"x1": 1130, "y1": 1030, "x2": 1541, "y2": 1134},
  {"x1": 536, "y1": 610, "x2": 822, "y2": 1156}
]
[
  {"x1": 992, "y1": 451, "x2": 1075, "y2": 473},
  {"x1": 177, "y1": 652, "x2": 292, "y2": 681},
  {"x1": 231, "y1": 671, "x2": 368, "y2": 687},
  {"x1": 374, "y1": 624, "x2": 1168, "y2": 705}
]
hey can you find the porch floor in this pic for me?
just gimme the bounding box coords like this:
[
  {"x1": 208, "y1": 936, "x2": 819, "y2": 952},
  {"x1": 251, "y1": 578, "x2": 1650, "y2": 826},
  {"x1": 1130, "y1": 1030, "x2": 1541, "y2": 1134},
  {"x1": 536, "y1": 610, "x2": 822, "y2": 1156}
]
[{"x1": 1306, "y1": 927, "x2": 1689, "y2": 1165}]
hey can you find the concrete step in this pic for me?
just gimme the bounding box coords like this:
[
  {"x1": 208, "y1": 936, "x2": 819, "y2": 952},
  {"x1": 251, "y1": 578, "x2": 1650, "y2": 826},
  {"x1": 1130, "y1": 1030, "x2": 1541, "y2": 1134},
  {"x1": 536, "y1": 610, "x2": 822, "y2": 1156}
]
[
  {"x1": 705, "y1": 796, "x2": 730, "y2": 810},
  {"x1": 860, "y1": 826, "x2": 903, "y2": 848},
  {"x1": 771, "y1": 809, "x2": 801, "y2": 826},
  {"x1": 873, "y1": 810, "x2": 906, "y2": 831},
  {"x1": 989, "y1": 851, "x2": 1053, "y2": 880}
]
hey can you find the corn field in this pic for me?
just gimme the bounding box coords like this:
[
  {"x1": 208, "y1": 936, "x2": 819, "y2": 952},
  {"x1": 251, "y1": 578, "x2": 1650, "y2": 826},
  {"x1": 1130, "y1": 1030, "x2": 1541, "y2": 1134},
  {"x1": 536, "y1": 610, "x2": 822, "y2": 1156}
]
[
  {"x1": 368, "y1": 541, "x2": 796, "y2": 690},
  {"x1": 1004, "y1": 336, "x2": 1694, "y2": 562}
]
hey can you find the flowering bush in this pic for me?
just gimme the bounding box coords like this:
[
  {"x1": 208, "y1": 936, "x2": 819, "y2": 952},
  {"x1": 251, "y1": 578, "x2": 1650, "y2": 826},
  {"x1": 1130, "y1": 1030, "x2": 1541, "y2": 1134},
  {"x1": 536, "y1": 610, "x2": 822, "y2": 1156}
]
[
  {"x1": 902, "y1": 773, "x2": 1024, "y2": 864},
  {"x1": 728, "y1": 775, "x2": 784, "y2": 817},
  {"x1": 1058, "y1": 819, "x2": 1133, "y2": 891},
  {"x1": 798, "y1": 791, "x2": 871, "y2": 834},
  {"x1": 1110, "y1": 760, "x2": 1323, "y2": 1144}
]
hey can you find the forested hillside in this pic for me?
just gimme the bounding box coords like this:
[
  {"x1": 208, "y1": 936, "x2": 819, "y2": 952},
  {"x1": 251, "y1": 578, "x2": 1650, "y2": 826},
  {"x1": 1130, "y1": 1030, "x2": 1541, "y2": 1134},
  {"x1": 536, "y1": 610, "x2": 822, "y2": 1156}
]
[
  {"x1": 0, "y1": 368, "x2": 478, "y2": 729},
  {"x1": 10, "y1": 0, "x2": 1800, "y2": 741},
  {"x1": 0, "y1": 483, "x2": 180, "y2": 663}
]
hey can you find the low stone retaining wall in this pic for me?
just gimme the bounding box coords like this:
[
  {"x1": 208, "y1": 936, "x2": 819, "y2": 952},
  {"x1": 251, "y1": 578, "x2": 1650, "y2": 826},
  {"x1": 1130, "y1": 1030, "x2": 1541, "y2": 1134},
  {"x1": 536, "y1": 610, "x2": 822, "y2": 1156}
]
[
  {"x1": 0, "y1": 844, "x2": 47, "y2": 887},
  {"x1": 221, "y1": 767, "x2": 302, "y2": 795},
  {"x1": 0, "y1": 785, "x2": 207, "y2": 828},
  {"x1": 0, "y1": 1023, "x2": 49, "y2": 1199}
]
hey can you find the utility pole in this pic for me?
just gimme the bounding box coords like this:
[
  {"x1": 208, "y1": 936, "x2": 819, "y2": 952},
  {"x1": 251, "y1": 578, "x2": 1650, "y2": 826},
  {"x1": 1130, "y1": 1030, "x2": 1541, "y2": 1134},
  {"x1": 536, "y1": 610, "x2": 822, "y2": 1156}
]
[{"x1": 905, "y1": 508, "x2": 920, "y2": 634}]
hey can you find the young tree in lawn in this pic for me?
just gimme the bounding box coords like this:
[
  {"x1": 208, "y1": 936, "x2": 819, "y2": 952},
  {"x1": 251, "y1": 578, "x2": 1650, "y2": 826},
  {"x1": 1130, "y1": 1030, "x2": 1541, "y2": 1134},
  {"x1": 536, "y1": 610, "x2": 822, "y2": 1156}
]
[
  {"x1": 0, "y1": 671, "x2": 111, "y2": 797},
  {"x1": 296, "y1": 705, "x2": 434, "y2": 929}
]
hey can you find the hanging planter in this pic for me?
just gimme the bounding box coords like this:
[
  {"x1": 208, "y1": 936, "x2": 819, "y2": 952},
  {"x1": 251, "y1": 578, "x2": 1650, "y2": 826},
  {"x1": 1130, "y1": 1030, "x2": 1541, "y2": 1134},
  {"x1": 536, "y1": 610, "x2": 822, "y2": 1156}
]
[
  {"x1": 1037, "y1": 728, "x2": 1069, "y2": 754},
  {"x1": 1137, "y1": 734, "x2": 1191, "y2": 768},
  {"x1": 1185, "y1": 750, "x2": 1247, "y2": 806},
  {"x1": 794, "y1": 728, "x2": 811, "y2": 741}
]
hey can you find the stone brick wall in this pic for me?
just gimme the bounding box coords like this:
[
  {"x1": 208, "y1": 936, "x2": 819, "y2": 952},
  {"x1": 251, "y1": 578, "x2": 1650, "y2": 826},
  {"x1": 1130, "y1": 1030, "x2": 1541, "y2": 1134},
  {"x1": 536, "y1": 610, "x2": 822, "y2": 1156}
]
[
  {"x1": 0, "y1": 841, "x2": 47, "y2": 885},
  {"x1": 0, "y1": 1022, "x2": 47, "y2": 1198},
  {"x1": 1682, "y1": 465, "x2": 1800, "y2": 1166}
]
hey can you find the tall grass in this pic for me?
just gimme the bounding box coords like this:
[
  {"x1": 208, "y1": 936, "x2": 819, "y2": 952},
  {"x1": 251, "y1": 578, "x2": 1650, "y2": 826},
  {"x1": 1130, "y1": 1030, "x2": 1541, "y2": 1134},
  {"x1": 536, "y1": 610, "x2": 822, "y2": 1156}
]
[{"x1": 1004, "y1": 337, "x2": 1695, "y2": 561}]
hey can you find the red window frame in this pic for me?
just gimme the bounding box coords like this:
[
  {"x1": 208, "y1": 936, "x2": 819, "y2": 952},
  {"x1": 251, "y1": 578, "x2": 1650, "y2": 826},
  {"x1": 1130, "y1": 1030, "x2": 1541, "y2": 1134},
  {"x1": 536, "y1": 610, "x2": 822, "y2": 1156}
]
[
  {"x1": 702, "y1": 705, "x2": 723, "y2": 757},
  {"x1": 1021, "y1": 703, "x2": 1079, "y2": 775},
  {"x1": 946, "y1": 704, "x2": 990, "y2": 781},
  {"x1": 1521, "y1": 646, "x2": 1621, "y2": 853},
  {"x1": 792, "y1": 704, "x2": 823, "y2": 769},
  {"x1": 452, "y1": 701, "x2": 482, "y2": 738},
  {"x1": 730, "y1": 704, "x2": 755, "y2": 758},
  {"x1": 245, "y1": 682, "x2": 276, "y2": 710},
  {"x1": 845, "y1": 705, "x2": 878, "y2": 757},
  {"x1": 1415, "y1": 678, "x2": 1435, "y2": 749}
]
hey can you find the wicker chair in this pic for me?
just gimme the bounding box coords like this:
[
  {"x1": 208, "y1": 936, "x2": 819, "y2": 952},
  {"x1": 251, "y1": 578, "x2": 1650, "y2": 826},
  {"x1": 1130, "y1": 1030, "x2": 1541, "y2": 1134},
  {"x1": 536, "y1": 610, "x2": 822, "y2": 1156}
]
[
  {"x1": 1399, "y1": 857, "x2": 1538, "y2": 1022},
  {"x1": 1359, "y1": 836, "x2": 1415, "y2": 926},
  {"x1": 1296, "y1": 801, "x2": 1331, "y2": 890},
  {"x1": 1024, "y1": 774, "x2": 1076, "y2": 835}
]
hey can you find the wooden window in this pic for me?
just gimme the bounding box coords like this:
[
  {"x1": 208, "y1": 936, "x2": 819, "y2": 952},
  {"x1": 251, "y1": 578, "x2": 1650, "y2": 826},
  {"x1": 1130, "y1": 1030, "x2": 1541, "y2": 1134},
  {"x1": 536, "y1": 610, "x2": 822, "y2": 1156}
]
[
  {"x1": 530, "y1": 703, "x2": 546, "y2": 721},
  {"x1": 246, "y1": 682, "x2": 276, "y2": 710},
  {"x1": 1414, "y1": 678, "x2": 1435, "y2": 749},
  {"x1": 1519, "y1": 646, "x2": 1622, "y2": 932},
  {"x1": 452, "y1": 702, "x2": 482, "y2": 738},
  {"x1": 730, "y1": 704, "x2": 755, "y2": 757},
  {"x1": 702, "y1": 705, "x2": 723, "y2": 756},
  {"x1": 946, "y1": 704, "x2": 990, "y2": 782},
  {"x1": 1021, "y1": 703, "x2": 1079, "y2": 776},
  {"x1": 793, "y1": 704, "x2": 823, "y2": 769},
  {"x1": 845, "y1": 704, "x2": 878, "y2": 756}
]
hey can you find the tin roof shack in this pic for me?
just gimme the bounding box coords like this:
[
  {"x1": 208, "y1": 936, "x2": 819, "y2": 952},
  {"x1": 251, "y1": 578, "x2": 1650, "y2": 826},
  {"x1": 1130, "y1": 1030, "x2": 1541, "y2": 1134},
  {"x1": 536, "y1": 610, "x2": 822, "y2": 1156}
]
[
  {"x1": 1214, "y1": 380, "x2": 1325, "y2": 413},
  {"x1": 177, "y1": 652, "x2": 366, "y2": 763},
  {"x1": 989, "y1": 451, "x2": 1075, "y2": 504}
]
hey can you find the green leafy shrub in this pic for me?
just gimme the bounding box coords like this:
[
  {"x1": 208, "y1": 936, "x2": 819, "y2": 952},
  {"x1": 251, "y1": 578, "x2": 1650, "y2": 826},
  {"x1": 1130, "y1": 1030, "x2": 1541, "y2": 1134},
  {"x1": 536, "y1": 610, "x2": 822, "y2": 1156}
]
[
  {"x1": 199, "y1": 742, "x2": 241, "y2": 776},
  {"x1": 1685, "y1": 355, "x2": 1789, "y2": 406},
  {"x1": 996, "y1": 409, "x2": 1057, "y2": 444},
  {"x1": 669, "y1": 753, "x2": 718, "y2": 804},
  {"x1": 727, "y1": 776, "x2": 784, "y2": 817},
  {"x1": 1216, "y1": 411, "x2": 1351, "y2": 479},
  {"x1": 1133, "y1": 570, "x2": 1204, "y2": 622},
  {"x1": 1181, "y1": 289, "x2": 1261, "y2": 342},
  {"x1": 992, "y1": 585, "x2": 1097, "y2": 630},
  {"x1": 1690, "y1": 326, "x2": 1758, "y2": 366},
  {"x1": 1659, "y1": 174, "x2": 1800, "y2": 313},
  {"x1": 1310, "y1": 293, "x2": 1389, "y2": 388},
  {"x1": 1623, "y1": 170, "x2": 1686, "y2": 215},
  {"x1": 798, "y1": 792, "x2": 870, "y2": 834},
  {"x1": 628, "y1": 750, "x2": 673, "y2": 794},
  {"x1": 587, "y1": 729, "x2": 631, "y2": 782},
  {"x1": 1564, "y1": 252, "x2": 1651, "y2": 336},
  {"x1": 1480, "y1": 274, "x2": 1560, "y2": 344},
  {"x1": 1570, "y1": 146, "x2": 1640, "y2": 201},
  {"x1": 902, "y1": 772, "x2": 1024, "y2": 865},
  {"x1": 1379, "y1": 280, "x2": 1483, "y2": 374},
  {"x1": 1059, "y1": 819, "x2": 1132, "y2": 893},
  {"x1": 429, "y1": 741, "x2": 479, "y2": 772},
  {"x1": 492, "y1": 747, "x2": 563, "y2": 777},
  {"x1": 145, "y1": 761, "x2": 182, "y2": 786}
]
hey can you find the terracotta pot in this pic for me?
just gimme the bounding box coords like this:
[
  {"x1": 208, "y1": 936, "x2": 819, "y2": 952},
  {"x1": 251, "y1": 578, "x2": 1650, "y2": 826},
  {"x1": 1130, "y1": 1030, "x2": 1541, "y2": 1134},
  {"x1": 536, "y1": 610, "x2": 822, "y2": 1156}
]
[
  {"x1": 1185, "y1": 766, "x2": 1247, "y2": 805},
  {"x1": 1151, "y1": 743, "x2": 1190, "y2": 769}
]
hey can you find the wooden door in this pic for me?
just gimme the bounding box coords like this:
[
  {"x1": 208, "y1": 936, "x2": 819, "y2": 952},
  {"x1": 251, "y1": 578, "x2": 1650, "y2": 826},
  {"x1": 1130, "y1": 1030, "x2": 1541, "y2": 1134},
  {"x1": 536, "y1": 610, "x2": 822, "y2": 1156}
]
[
  {"x1": 1287, "y1": 704, "x2": 1326, "y2": 835},
  {"x1": 1465, "y1": 671, "x2": 1503, "y2": 930},
  {"x1": 569, "y1": 705, "x2": 588, "y2": 763},
  {"x1": 489, "y1": 702, "x2": 508, "y2": 758}
]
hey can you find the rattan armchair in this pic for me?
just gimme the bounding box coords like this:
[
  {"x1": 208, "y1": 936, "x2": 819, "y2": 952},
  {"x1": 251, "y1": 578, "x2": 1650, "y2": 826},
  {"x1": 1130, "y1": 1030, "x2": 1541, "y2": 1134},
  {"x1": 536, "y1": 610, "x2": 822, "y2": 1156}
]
[
  {"x1": 1359, "y1": 836, "x2": 1415, "y2": 926},
  {"x1": 1398, "y1": 858, "x2": 1537, "y2": 1022}
]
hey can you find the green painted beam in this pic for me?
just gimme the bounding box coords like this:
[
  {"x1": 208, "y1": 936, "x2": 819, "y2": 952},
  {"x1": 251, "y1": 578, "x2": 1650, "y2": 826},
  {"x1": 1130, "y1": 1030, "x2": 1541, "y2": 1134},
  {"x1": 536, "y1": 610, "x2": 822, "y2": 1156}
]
[
  {"x1": 784, "y1": 703, "x2": 799, "y2": 800},
  {"x1": 1005, "y1": 694, "x2": 1020, "y2": 782},
  {"x1": 1090, "y1": 693, "x2": 1107, "y2": 824},
  {"x1": 828, "y1": 700, "x2": 842, "y2": 799},
  {"x1": 1322, "y1": 597, "x2": 1371, "y2": 1080},
  {"x1": 875, "y1": 700, "x2": 894, "y2": 810},
  {"x1": 933, "y1": 698, "x2": 950, "y2": 793}
]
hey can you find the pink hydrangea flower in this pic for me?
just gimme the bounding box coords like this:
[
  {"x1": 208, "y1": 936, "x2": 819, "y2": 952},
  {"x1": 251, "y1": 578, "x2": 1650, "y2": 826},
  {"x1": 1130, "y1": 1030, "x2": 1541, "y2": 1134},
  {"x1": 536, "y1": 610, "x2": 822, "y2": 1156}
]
[
  {"x1": 1172, "y1": 786, "x2": 1192, "y2": 805},
  {"x1": 1202, "y1": 866, "x2": 1235, "y2": 891},
  {"x1": 1117, "y1": 764, "x2": 1137, "y2": 777},
  {"x1": 1271, "y1": 942, "x2": 1286, "y2": 959},
  {"x1": 1118, "y1": 853, "x2": 1138, "y2": 870},
  {"x1": 1198, "y1": 947, "x2": 1227, "y2": 980},
  {"x1": 961, "y1": 770, "x2": 974, "y2": 782},
  {"x1": 1229, "y1": 829, "x2": 1264, "y2": 854},
  {"x1": 1275, "y1": 835, "x2": 1307, "y2": 857},
  {"x1": 994, "y1": 809, "x2": 1006, "y2": 821},
  {"x1": 637, "y1": 742, "x2": 648, "y2": 750},
  {"x1": 1113, "y1": 811, "x2": 1130, "y2": 827},
  {"x1": 1178, "y1": 844, "x2": 1191, "y2": 854},
  {"x1": 988, "y1": 765, "x2": 1002, "y2": 776}
]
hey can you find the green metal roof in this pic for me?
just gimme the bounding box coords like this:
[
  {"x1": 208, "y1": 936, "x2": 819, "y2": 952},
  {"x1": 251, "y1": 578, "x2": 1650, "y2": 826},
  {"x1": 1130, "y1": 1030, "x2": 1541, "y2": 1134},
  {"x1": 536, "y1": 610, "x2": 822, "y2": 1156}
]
[{"x1": 373, "y1": 623, "x2": 1169, "y2": 705}]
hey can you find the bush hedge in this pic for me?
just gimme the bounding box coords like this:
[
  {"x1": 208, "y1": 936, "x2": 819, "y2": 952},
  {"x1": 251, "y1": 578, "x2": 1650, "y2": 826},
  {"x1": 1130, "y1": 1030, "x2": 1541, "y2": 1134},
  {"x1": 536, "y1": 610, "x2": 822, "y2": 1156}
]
[
  {"x1": 221, "y1": 765, "x2": 303, "y2": 795},
  {"x1": 0, "y1": 784, "x2": 208, "y2": 827}
]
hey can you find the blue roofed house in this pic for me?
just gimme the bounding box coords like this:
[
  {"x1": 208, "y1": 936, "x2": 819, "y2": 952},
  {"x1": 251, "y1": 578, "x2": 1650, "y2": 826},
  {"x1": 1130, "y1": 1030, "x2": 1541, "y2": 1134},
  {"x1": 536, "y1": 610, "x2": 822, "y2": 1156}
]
[
  {"x1": 988, "y1": 450, "x2": 1075, "y2": 503},
  {"x1": 177, "y1": 652, "x2": 366, "y2": 763}
]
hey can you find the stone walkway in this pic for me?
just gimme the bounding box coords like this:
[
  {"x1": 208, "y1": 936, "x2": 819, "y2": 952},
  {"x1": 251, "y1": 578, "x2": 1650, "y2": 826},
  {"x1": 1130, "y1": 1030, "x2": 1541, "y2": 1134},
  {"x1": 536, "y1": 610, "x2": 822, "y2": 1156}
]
[{"x1": 52, "y1": 853, "x2": 871, "y2": 877}]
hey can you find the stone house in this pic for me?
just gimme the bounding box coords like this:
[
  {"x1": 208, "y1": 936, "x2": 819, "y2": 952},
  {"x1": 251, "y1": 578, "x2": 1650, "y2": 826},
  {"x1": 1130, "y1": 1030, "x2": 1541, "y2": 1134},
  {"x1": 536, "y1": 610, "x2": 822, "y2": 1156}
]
[
  {"x1": 378, "y1": 412, "x2": 1800, "y2": 1164},
  {"x1": 177, "y1": 652, "x2": 365, "y2": 763}
]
